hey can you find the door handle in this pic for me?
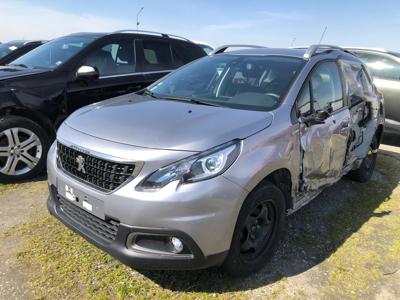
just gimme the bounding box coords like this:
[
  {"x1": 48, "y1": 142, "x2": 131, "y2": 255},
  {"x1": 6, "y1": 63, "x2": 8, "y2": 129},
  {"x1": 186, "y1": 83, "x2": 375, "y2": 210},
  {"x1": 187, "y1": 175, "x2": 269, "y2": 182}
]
[{"x1": 340, "y1": 123, "x2": 350, "y2": 134}]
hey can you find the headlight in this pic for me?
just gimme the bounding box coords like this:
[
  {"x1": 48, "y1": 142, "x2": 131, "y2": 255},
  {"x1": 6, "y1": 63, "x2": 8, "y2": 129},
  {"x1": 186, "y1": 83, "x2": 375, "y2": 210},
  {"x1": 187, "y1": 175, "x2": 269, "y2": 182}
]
[{"x1": 139, "y1": 140, "x2": 241, "y2": 190}]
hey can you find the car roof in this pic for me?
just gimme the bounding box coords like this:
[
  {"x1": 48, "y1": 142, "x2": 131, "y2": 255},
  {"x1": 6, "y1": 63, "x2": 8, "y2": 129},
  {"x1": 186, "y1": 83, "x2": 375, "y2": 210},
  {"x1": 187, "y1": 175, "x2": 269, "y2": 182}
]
[
  {"x1": 345, "y1": 47, "x2": 400, "y2": 58},
  {"x1": 220, "y1": 47, "x2": 360, "y2": 62},
  {"x1": 2, "y1": 40, "x2": 44, "y2": 46},
  {"x1": 225, "y1": 47, "x2": 307, "y2": 58}
]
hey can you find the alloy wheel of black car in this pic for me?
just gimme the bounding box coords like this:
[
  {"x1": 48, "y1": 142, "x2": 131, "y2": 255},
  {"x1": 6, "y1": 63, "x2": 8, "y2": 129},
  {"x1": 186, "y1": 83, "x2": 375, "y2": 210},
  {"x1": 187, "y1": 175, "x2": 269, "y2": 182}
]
[{"x1": 0, "y1": 116, "x2": 49, "y2": 182}]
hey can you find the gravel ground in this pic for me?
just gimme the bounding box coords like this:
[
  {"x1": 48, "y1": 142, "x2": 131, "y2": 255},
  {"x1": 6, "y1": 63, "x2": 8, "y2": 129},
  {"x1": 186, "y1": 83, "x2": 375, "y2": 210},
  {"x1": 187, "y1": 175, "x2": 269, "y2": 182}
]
[{"x1": 0, "y1": 139, "x2": 399, "y2": 299}]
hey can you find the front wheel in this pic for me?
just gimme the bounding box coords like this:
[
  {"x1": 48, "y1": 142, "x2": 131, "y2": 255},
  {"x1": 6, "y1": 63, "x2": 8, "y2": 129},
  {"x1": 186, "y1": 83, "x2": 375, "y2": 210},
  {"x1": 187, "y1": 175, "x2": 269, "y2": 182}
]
[
  {"x1": 0, "y1": 116, "x2": 50, "y2": 182},
  {"x1": 222, "y1": 182, "x2": 286, "y2": 277}
]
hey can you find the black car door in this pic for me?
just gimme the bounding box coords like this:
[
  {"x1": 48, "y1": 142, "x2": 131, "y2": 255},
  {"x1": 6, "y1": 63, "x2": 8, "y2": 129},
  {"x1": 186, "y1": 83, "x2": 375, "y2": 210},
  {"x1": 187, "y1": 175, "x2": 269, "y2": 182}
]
[{"x1": 65, "y1": 37, "x2": 145, "y2": 114}]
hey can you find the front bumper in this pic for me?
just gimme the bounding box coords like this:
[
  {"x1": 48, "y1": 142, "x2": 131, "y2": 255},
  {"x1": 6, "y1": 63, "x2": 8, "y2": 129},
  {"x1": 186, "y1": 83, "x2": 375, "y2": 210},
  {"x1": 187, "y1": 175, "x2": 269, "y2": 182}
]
[{"x1": 47, "y1": 185, "x2": 228, "y2": 270}]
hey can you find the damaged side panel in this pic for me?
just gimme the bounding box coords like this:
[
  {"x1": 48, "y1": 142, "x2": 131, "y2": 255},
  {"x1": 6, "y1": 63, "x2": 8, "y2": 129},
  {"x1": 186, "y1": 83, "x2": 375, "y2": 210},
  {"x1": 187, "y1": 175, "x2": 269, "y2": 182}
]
[{"x1": 300, "y1": 108, "x2": 351, "y2": 191}]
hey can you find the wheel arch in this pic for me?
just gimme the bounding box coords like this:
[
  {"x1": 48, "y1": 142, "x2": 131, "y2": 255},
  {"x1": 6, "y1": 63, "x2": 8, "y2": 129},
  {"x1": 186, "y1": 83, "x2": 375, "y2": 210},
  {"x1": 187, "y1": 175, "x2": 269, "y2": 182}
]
[
  {"x1": 249, "y1": 168, "x2": 294, "y2": 212},
  {"x1": 0, "y1": 106, "x2": 55, "y2": 140}
]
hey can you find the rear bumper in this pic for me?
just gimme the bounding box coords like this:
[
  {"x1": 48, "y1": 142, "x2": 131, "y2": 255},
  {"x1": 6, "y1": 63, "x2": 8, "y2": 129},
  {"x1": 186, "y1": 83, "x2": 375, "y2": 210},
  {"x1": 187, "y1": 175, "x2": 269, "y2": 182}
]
[{"x1": 47, "y1": 185, "x2": 227, "y2": 270}]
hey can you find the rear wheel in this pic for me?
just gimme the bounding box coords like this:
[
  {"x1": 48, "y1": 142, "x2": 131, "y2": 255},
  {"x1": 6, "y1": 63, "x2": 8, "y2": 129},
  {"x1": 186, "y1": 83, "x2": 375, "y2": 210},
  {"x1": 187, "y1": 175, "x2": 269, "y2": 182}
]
[
  {"x1": 222, "y1": 182, "x2": 286, "y2": 277},
  {"x1": 0, "y1": 116, "x2": 49, "y2": 182},
  {"x1": 348, "y1": 136, "x2": 378, "y2": 183}
]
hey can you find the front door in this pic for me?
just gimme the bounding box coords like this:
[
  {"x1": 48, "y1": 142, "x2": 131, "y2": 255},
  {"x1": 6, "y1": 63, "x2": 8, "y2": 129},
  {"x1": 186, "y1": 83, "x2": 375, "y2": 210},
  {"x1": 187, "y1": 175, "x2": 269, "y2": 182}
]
[
  {"x1": 297, "y1": 61, "x2": 351, "y2": 191},
  {"x1": 65, "y1": 37, "x2": 145, "y2": 114}
]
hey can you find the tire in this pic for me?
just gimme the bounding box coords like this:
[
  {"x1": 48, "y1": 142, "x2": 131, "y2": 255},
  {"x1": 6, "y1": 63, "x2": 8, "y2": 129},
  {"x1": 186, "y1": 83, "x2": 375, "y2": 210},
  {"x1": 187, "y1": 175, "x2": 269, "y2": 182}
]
[
  {"x1": 222, "y1": 182, "x2": 286, "y2": 277},
  {"x1": 0, "y1": 116, "x2": 50, "y2": 183},
  {"x1": 348, "y1": 135, "x2": 378, "y2": 183}
]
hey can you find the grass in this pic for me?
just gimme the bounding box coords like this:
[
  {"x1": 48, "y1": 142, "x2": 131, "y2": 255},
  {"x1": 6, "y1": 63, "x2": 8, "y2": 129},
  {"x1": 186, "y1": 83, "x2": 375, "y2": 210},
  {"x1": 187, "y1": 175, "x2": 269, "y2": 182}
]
[{"x1": 7, "y1": 151, "x2": 400, "y2": 299}]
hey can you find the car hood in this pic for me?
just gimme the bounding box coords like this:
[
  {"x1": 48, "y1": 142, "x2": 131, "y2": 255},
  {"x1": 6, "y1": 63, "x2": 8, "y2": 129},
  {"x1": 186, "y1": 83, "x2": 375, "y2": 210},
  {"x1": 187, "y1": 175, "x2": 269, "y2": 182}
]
[
  {"x1": 65, "y1": 94, "x2": 274, "y2": 151},
  {"x1": 0, "y1": 65, "x2": 49, "y2": 80}
]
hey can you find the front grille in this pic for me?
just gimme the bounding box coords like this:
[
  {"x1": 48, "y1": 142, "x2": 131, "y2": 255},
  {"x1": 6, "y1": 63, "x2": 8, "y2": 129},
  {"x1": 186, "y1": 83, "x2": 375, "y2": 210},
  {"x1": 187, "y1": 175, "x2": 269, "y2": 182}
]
[
  {"x1": 57, "y1": 142, "x2": 135, "y2": 192},
  {"x1": 58, "y1": 195, "x2": 119, "y2": 241}
]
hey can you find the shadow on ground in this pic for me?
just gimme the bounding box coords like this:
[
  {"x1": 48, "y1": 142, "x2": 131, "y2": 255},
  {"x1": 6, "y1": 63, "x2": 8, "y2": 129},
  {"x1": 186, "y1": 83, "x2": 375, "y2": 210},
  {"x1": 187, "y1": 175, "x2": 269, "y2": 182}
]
[
  {"x1": 383, "y1": 132, "x2": 400, "y2": 147},
  {"x1": 140, "y1": 148, "x2": 400, "y2": 293}
]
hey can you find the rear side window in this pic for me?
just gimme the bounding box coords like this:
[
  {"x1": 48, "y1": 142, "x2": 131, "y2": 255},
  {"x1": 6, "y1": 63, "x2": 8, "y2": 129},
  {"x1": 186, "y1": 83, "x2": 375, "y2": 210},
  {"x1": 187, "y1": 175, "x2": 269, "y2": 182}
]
[
  {"x1": 342, "y1": 62, "x2": 374, "y2": 104},
  {"x1": 355, "y1": 51, "x2": 400, "y2": 81},
  {"x1": 171, "y1": 42, "x2": 206, "y2": 67},
  {"x1": 142, "y1": 40, "x2": 173, "y2": 71}
]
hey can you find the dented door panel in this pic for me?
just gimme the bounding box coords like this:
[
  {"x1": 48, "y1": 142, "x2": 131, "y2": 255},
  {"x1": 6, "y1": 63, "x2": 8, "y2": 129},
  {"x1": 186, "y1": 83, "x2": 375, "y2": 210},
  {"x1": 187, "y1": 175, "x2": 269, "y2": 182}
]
[{"x1": 300, "y1": 108, "x2": 350, "y2": 191}]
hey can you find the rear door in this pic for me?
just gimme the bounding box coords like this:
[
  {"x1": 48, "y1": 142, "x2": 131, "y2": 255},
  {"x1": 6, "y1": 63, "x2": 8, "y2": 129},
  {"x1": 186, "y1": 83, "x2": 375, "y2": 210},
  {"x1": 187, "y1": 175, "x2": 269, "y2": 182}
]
[
  {"x1": 297, "y1": 61, "x2": 351, "y2": 191},
  {"x1": 354, "y1": 51, "x2": 400, "y2": 123},
  {"x1": 66, "y1": 37, "x2": 145, "y2": 113}
]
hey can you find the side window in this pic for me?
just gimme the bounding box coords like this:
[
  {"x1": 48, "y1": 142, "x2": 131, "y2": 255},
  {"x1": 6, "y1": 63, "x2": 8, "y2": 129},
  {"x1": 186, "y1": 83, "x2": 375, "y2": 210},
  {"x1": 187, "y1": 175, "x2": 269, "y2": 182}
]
[
  {"x1": 298, "y1": 83, "x2": 311, "y2": 116},
  {"x1": 142, "y1": 40, "x2": 173, "y2": 71},
  {"x1": 297, "y1": 62, "x2": 344, "y2": 116},
  {"x1": 356, "y1": 52, "x2": 400, "y2": 81},
  {"x1": 342, "y1": 62, "x2": 372, "y2": 104},
  {"x1": 171, "y1": 42, "x2": 205, "y2": 67},
  {"x1": 83, "y1": 39, "x2": 135, "y2": 76}
]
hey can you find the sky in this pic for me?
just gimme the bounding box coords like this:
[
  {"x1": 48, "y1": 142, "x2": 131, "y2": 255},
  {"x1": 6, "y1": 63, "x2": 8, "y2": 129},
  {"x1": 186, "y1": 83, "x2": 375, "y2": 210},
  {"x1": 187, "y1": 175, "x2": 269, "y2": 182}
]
[{"x1": 0, "y1": 0, "x2": 399, "y2": 51}]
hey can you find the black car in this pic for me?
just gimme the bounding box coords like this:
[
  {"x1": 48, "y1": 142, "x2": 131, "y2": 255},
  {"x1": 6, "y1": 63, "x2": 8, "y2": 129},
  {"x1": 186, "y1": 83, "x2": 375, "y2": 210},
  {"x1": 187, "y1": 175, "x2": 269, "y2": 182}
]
[
  {"x1": 0, "y1": 30, "x2": 206, "y2": 182},
  {"x1": 0, "y1": 40, "x2": 45, "y2": 65}
]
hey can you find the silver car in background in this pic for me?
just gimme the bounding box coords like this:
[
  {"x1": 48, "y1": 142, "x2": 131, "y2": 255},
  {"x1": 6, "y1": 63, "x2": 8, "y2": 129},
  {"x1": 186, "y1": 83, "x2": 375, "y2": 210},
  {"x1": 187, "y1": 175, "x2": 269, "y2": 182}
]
[
  {"x1": 347, "y1": 47, "x2": 400, "y2": 133},
  {"x1": 47, "y1": 45, "x2": 384, "y2": 276}
]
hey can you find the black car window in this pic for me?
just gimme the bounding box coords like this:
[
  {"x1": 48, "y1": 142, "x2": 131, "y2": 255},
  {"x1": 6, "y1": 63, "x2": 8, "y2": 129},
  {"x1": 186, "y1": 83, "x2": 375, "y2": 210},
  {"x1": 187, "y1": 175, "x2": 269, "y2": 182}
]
[
  {"x1": 355, "y1": 52, "x2": 400, "y2": 81},
  {"x1": 298, "y1": 83, "x2": 311, "y2": 116},
  {"x1": 83, "y1": 39, "x2": 135, "y2": 76},
  {"x1": 142, "y1": 40, "x2": 173, "y2": 71},
  {"x1": 171, "y1": 42, "x2": 206, "y2": 66}
]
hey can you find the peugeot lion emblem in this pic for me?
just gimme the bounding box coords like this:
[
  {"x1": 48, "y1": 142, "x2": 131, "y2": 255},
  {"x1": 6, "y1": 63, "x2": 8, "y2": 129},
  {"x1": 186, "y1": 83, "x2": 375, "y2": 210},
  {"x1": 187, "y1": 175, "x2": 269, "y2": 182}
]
[{"x1": 76, "y1": 155, "x2": 86, "y2": 174}]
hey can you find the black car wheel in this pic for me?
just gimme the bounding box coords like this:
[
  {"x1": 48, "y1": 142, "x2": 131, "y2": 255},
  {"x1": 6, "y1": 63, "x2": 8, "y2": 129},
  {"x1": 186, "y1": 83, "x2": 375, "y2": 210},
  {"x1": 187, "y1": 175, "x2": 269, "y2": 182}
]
[
  {"x1": 348, "y1": 135, "x2": 378, "y2": 183},
  {"x1": 222, "y1": 182, "x2": 286, "y2": 277},
  {"x1": 0, "y1": 116, "x2": 49, "y2": 182}
]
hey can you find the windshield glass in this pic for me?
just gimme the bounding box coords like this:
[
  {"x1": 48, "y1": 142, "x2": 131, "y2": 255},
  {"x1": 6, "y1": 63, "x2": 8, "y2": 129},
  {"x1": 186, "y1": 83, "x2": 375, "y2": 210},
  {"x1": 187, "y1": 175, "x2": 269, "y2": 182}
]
[
  {"x1": 149, "y1": 55, "x2": 305, "y2": 111},
  {"x1": 0, "y1": 43, "x2": 18, "y2": 59},
  {"x1": 10, "y1": 36, "x2": 95, "y2": 69}
]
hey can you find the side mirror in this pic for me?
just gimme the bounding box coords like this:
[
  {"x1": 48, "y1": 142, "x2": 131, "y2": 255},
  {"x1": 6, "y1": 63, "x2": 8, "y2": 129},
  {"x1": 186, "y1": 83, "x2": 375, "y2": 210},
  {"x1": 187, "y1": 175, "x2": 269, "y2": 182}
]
[
  {"x1": 76, "y1": 66, "x2": 99, "y2": 81},
  {"x1": 301, "y1": 109, "x2": 330, "y2": 126}
]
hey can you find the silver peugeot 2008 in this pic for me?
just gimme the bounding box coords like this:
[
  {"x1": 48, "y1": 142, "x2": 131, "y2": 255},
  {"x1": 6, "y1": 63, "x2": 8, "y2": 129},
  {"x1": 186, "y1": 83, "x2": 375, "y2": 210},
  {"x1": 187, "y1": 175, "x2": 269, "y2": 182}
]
[{"x1": 47, "y1": 45, "x2": 384, "y2": 276}]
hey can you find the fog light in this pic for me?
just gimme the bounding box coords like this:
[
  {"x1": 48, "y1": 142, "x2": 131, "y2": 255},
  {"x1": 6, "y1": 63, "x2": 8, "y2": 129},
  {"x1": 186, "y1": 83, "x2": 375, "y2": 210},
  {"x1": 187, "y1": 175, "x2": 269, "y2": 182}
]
[{"x1": 170, "y1": 237, "x2": 184, "y2": 253}]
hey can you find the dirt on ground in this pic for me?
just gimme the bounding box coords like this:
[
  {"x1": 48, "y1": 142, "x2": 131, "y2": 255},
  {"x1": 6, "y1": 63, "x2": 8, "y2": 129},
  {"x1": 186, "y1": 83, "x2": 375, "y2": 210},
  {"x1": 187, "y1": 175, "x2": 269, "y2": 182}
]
[{"x1": 0, "y1": 141, "x2": 399, "y2": 300}]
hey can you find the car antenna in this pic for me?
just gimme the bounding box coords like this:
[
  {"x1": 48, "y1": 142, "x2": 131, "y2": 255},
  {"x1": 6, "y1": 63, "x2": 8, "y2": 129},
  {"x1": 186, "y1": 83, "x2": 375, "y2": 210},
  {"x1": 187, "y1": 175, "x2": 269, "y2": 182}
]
[
  {"x1": 290, "y1": 37, "x2": 296, "y2": 47},
  {"x1": 318, "y1": 26, "x2": 328, "y2": 44}
]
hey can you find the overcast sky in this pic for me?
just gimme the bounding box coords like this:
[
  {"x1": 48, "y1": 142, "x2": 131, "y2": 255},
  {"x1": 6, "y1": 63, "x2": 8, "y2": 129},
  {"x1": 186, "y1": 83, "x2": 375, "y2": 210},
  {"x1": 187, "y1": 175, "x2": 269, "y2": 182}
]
[{"x1": 1, "y1": 0, "x2": 399, "y2": 50}]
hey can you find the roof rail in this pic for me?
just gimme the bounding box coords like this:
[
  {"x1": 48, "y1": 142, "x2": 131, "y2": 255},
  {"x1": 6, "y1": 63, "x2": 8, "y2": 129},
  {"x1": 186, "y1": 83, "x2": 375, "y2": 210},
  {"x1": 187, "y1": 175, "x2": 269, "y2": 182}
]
[
  {"x1": 211, "y1": 44, "x2": 266, "y2": 55},
  {"x1": 303, "y1": 44, "x2": 353, "y2": 60},
  {"x1": 112, "y1": 29, "x2": 192, "y2": 42}
]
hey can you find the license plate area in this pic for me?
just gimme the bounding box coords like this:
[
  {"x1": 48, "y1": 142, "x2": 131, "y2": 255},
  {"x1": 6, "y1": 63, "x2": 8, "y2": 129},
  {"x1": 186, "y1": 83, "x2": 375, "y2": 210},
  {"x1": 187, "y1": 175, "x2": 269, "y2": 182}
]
[{"x1": 57, "y1": 180, "x2": 105, "y2": 220}]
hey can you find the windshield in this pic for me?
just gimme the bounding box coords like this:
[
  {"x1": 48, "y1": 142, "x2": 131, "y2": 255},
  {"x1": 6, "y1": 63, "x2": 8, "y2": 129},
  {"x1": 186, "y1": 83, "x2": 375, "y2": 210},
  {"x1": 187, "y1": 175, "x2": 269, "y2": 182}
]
[
  {"x1": 149, "y1": 55, "x2": 305, "y2": 111},
  {"x1": 0, "y1": 43, "x2": 18, "y2": 59},
  {"x1": 10, "y1": 36, "x2": 95, "y2": 69}
]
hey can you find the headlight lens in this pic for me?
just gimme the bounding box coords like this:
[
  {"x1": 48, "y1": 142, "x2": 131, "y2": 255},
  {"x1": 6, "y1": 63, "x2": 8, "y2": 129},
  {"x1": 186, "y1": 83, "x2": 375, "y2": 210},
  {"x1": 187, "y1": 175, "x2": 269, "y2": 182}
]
[{"x1": 139, "y1": 141, "x2": 241, "y2": 190}]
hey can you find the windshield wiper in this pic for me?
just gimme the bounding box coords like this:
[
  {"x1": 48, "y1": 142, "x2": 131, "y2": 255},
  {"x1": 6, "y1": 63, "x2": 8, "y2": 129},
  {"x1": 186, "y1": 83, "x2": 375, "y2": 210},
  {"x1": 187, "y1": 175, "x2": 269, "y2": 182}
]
[
  {"x1": 163, "y1": 96, "x2": 221, "y2": 107},
  {"x1": 8, "y1": 63, "x2": 29, "y2": 68}
]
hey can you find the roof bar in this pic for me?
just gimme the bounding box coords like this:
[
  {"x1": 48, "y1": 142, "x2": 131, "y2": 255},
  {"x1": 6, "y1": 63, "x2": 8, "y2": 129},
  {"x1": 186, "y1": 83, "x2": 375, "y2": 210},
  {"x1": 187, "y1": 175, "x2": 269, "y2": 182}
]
[
  {"x1": 303, "y1": 44, "x2": 351, "y2": 60},
  {"x1": 113, "y1": 29, "x2": 192, "y2": 42},
  {"x1": 211, "y1": 44, "x2": 266, "y2": 55}
]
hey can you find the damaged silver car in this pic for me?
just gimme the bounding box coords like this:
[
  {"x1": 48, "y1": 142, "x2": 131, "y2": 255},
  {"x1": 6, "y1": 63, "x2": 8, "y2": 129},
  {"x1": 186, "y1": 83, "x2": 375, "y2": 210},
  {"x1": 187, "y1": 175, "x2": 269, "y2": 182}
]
[{"x1": 47, "y1": 44, "x2": 384, "y2": 277}]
